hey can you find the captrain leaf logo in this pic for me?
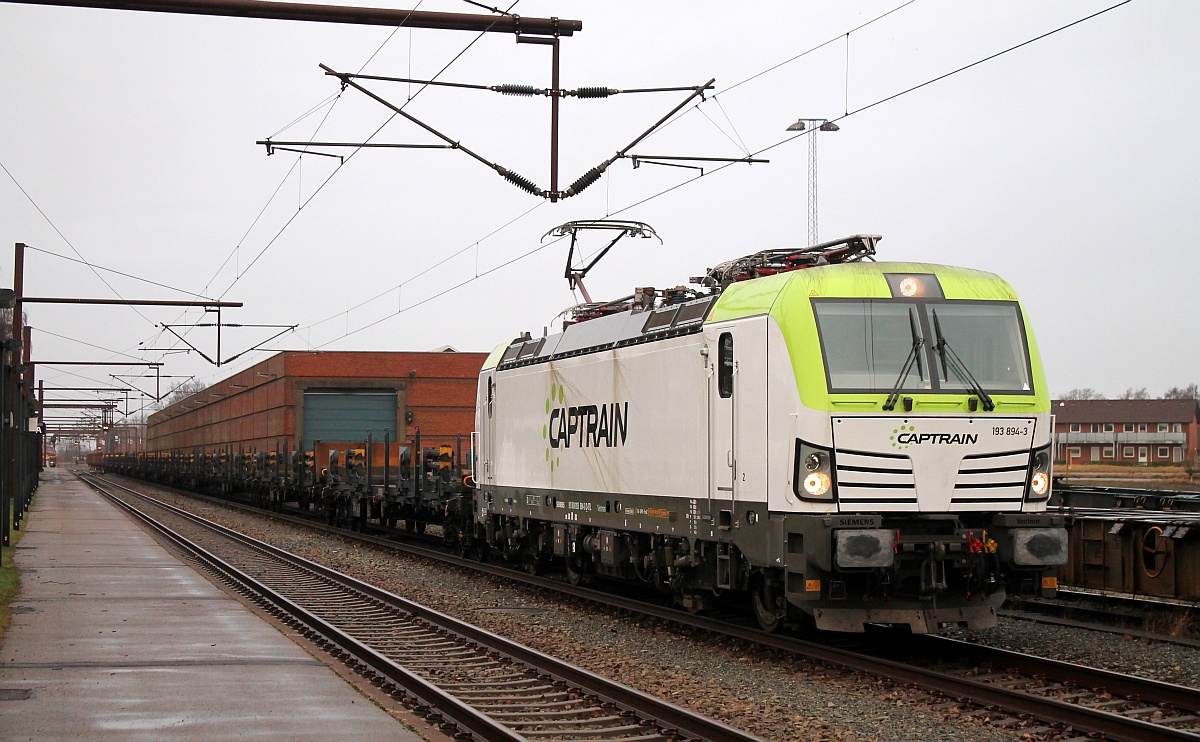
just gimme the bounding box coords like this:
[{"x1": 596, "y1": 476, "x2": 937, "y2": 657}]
[
  {"x1": 542, "y1": 383, "x2": 565, "y2": 472},
  {"x1": 542, "y1": 382, "x2": 630, "y2": 474},
  {"x1": 891, "y1": 424, "x2": 916, "y2": 450}
]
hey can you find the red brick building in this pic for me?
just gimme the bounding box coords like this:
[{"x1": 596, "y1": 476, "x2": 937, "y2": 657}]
[
  {"x1": 1052, "y1": 399, "x2": 1200, "y2": 466},
  {"x1": 147, "y1": 350, "x2": 486, "y2": 455}
]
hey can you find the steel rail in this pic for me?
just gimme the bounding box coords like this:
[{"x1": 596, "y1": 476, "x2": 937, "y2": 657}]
[
  {"x1": 910, "y1": 634, "x2": 1200, "y2": 711},
  {"x1": 95, "y1": 471, "x2": 1200, "y2": 741},
  {"x1": 84, "y1": 473, "x2": 768, "y2": 742}
]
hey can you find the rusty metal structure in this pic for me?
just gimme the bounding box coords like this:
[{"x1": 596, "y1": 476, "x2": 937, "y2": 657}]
[
  {"x1": 1054, "y1": 485, "x2": 1200, "y2": 601},
  {"x1": 1059, "y1": 508, "x2": 1200, "y2": 601}
]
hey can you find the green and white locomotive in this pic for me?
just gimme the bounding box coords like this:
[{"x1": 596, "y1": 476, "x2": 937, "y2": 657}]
[{"x1": 473, "y1": 234, "x2": 1065, "y2": 633}]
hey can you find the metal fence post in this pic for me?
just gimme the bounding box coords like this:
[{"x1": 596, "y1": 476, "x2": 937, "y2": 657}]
[{"x1": 1, "y1": 361, "x2": 9, "y2": 561}]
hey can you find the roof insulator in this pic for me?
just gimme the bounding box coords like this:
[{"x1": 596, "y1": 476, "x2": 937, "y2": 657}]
[
  {"x1": 562, "y1": 167, "x2": 604, "y2": 198},
  {"x1": 575, "y1": 87, "x2": 614, "y2": 98},
  {"x1": 492, "y1": 84, "x2": 540, "y2": 97},
  {"x1": 496, "y1": 166, "x2": 545, "y2": 197}
]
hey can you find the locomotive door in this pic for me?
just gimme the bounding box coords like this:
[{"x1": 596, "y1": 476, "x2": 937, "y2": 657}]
[
  {"x1": 482, "y1": 373, "x2": 496, "y2": 484},
  {"x1": 708, "y1": 330, "x2": 736, "y2": 513}
]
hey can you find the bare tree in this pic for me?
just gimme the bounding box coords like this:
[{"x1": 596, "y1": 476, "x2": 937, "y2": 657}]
[
  {"x1": 1163, "y1": 384, "x2": 1199, "y2": 400},
  {"x1": 1117, "y1": 386, "x2": 1150, "y2": 400},
  {"x1": 1062, "y1": 388, "x2": 1103, "y2": 400},
  {"x1": 154, "y1": 379, "x2": 208, "y2": 410}
]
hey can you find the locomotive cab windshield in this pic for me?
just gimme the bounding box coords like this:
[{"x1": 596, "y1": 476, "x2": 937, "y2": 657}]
[{"x1": 812, "y1": 298, "x2": 1033, "y2": 397}]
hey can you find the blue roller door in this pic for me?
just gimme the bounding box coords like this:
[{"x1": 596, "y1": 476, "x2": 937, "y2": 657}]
[{"x1": 303, "y1": 390, "x2": 397, "y2": 450}]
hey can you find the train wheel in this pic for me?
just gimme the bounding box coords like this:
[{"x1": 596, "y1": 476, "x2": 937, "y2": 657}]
[
  {"x1": 405, "y1": 519, "x2": 427, "y2": 535},
  {"x1": 566, "y1": 556, "x2": 588, "y2": 586},
  {"x1": 751, "y1": 576, "x2": 786, "y2": 634}
]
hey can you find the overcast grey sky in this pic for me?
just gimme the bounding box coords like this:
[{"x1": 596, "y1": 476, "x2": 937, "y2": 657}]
[{"x1": 1, "y1": 0, "x2": 1196, "y2": 421}]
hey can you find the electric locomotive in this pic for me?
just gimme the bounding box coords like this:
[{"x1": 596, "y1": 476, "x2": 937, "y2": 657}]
[{"x1": 473, "y1": 234, "x2": 1066, "y2": 633}]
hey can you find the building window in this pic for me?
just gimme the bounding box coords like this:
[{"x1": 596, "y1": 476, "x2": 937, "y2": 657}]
[
  {"x1": 1174, "y1": 423, "x2": 1183, "y2": 433},
  {"x1": 1069, "y1": 423, "x2": 1081, "y2": 433},
  {"x1": 1157, "y1": 446, "x2": 1170, "y2": 459},
  {"x1": 1138, "y1": 424, "x2": 1148, "y2": 432},
  {"x1": 1158, "y1": 423, "x2": 1170, "y2": 433},
  {"x1": 1103, "y1": 446, "x2": 1114, "y2": 458},
  {"x1": 1123, "y1": 423, "x2": 1134, "y2": 432},
  {"x1": 1103, "y1": 423, "x2": 1114, "y2": 433},
  {"x1": 1123, "y1": 446, "x2": 1135, "y2": 458},
  {"x1": 1069, "y1": 447, "x2": 1081, "y2": 458}
]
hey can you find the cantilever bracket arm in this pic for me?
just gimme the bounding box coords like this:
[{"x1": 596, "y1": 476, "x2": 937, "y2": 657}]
[
  {"x1": 309, "y1": 68, "x2": 725, "y2": 203},
  {"x1": 318, "y1": 64, "x2": 545, "y2": 197},
  {"x1": 220, "y1": 325, "x2": 298, "y2": 366},
  {"x1": 158, "y1": 324, "x2": 218, "y2": 366}
]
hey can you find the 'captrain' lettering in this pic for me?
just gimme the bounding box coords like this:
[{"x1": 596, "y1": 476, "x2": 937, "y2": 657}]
[
  {"x1": 896, "y1": 432, "x2": 979, "y2": 445},
  {"x1": 549, "y1": 402, "x2": 628, "y2": 449}
]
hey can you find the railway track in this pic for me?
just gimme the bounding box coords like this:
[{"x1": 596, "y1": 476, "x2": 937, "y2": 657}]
[
  {"x1": 1001, "y1": 591, "x2": 1200, "y2": 648},
  {"x1": 78, "y1": 472, "x2": 765, "y2": 742},
  {"x1": 94, "y1": 471, "x2": 1200, "y2": 741}
]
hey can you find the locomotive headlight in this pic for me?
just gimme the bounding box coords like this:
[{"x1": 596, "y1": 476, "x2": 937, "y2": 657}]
[
  {"x1": 803, "y1": 471, "x2": 832, "y2": 497},
  {"x1": 1025, "y1": 443, "x2": 1053, "y2": 502},
  {"x1": 1030, "y1": 472, "x2": 1050, "y2": 497},
  {"x1": 794, "y1": 439, "x2": 836, "y2": 501}
]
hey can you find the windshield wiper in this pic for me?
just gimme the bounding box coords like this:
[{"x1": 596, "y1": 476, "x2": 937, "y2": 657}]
[
  {"x1": 883, "y1": 307, "x2": 925, "y2": 411},
  {"x1": 931, "y1": 308, "x2": 994, "y2": 411}
]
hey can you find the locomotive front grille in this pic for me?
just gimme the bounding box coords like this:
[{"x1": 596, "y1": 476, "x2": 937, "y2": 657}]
[
  {"x1": 834, "y1": 450, "x2": 918, "y2": 511},
  {"x1": 951, "y1": 450, "x2": 1029, "y2": 510}
]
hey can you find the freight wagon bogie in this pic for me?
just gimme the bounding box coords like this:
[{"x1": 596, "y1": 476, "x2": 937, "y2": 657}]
[
  {"x1": 100, "y1": 436, "x2": 477, "y2": 548},
  {"x1": 475, "y1": 235, "x2": 1069, "y2": 633}
]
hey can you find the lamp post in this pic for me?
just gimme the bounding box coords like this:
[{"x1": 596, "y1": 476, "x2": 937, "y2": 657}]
[{"x1": 786, "y1": 118, "x2": 839, "y2": 247}]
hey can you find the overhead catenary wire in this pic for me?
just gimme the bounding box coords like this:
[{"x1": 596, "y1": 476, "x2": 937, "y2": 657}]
[
  {"x1": 146, "y1": 3, "x2": 431, "y2": 363},
  {"x1": 146, "y1": 1, "x2": 493, "y2": 363},
  {"x1": 296, "y1": 199, "x2": 547, "y2": 333},
  {"x1": 23, "y1": 245, "x2": 217, "y2": 300},
  {"x1": 214, "y1": 1, "x2": 519, "y2": 301},
  {"x1": 609, "y1": 0, "x2": 1136, "y2": 216},
  {"x1": 269, "y1": 1, "x2": 1131, "y2": 354},
  {"x1": 0, "y1": 161, "x2": 157, "y2": 331},
  {"x1": 633, "y1": 0, "x2": 919, "y2": 149},
  {"x1": 134, "y1": 1, "x2": 523, "y2": 382},
  {"x1": 99, "y1": 0, "x2": 1134, "y2": 376},
  {"x1": 30, "y1": 327, "x2": 152, "y2": 362},
  {"x1": 310, "y1": 230, "x2": 569, "y2": 349}
]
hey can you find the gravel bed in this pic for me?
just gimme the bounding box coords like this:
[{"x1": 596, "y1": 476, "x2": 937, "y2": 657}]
[
  {"x1": 131, "y1": 484, "x2": 1200, "y2": 741},
  {"x1": 942, "y1": 618, "x2": 1200, "y2": 688}
]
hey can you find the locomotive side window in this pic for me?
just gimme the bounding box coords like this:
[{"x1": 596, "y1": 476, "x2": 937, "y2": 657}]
[
  {"x1": 718, "y1": 332, "x2": 734, "y2": 398},
  {"x1": 487, "y1": 376, "x2": 494, "y2": 417}
]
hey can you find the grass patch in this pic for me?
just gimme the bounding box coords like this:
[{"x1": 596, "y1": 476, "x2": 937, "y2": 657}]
[
  {"x1": 1143, "y1": 605, "x2": 1200, "y2": 639},
  {"x1": 0, "y1": 498, "x2": 30, "y2": 645}
]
